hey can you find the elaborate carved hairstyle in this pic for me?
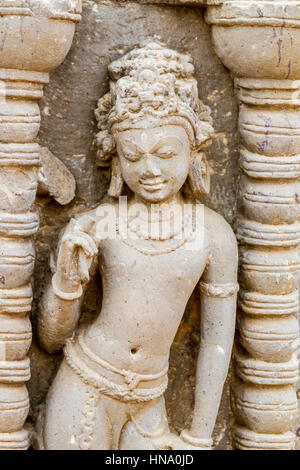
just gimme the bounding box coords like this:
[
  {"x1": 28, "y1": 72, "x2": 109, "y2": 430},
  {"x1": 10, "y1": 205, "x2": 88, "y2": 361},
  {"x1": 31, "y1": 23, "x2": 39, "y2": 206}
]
[{"x1": 95, "y1": 41, "x2": 214, "y2": 198}]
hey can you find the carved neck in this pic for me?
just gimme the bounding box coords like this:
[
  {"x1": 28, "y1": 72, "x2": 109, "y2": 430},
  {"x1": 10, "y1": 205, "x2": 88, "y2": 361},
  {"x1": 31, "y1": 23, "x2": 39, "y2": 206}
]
[{"x1": 132, "y1": 192, "x2": 185, "y2": 210}]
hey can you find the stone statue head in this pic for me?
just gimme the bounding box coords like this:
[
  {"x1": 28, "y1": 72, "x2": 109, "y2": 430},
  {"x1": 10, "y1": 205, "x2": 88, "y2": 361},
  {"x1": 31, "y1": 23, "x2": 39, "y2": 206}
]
[{"x1": 95, "y1": 41, "x2": 214, "y2": 202}]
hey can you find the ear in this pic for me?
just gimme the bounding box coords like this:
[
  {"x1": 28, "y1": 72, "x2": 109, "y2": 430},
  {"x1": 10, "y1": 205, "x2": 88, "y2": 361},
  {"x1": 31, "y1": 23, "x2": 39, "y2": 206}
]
[
  {"x1": 108, "y1": 156, "x2": 124, "y2": 198},
  {"x1": 188, "y1": 151, "x2": 211, "y2": 199}
]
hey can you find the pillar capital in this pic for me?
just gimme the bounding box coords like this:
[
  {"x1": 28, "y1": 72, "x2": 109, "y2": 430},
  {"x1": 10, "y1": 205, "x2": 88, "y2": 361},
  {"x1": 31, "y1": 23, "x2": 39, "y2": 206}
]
[{"x1": 206, "y1": 0, "x2": 300, "y2": 80}]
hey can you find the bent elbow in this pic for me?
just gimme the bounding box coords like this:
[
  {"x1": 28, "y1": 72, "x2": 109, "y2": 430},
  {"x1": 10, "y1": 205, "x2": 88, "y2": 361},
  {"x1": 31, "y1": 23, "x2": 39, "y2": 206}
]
[{"x1": 38, "y1": 326, "x2": 65, "y2": 354}]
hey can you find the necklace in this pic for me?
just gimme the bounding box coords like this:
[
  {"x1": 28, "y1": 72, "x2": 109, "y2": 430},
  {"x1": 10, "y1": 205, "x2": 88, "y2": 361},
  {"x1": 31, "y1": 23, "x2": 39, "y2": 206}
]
[
  {"x1": 120, "y1": 204, "x2": 193, "y2": 242},
  {"x1": 127, "y1": 214, "x2": 192, "y2": 241},
  {"x1": 116, "y1": 205, "x2": 197, "y2": 256}
]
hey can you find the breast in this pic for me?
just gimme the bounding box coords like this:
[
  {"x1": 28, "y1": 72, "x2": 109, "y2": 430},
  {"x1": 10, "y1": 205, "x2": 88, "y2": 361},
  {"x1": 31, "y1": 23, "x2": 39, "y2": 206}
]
[{"x1": 98, "y1": 238, "x2": 209, "y2": 306}]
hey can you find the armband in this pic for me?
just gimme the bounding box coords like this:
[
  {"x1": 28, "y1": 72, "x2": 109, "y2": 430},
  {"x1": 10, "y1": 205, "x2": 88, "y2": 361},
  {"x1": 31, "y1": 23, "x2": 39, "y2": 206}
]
[{"x1": 199, "y1": 281, "x2": 239, "y2": 298}]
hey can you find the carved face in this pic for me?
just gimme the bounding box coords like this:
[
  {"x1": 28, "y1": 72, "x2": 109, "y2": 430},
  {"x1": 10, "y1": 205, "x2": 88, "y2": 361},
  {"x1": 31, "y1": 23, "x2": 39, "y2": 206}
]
[{"x1": 115, "y1": 124, "x2": 190, "y2": 202}]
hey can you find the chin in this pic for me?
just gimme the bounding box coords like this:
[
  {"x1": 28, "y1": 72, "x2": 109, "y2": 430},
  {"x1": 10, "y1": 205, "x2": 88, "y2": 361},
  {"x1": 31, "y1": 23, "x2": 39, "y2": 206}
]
[{"x1": 138, "y1": 189, "x2": 172, "y2": 203}]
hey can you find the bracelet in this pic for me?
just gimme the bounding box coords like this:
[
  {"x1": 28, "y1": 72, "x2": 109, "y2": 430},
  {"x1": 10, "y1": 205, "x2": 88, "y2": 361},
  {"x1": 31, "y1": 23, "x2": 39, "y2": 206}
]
[
  {"x1": 199, "y1": 281, "x2": 239, "y2": 298},
  {"x1": 52, "y1": 273, "x2": 83, "y2": 301},
  {"x1": 180, "y1": 429, "x2": 213, "y2": 448}
]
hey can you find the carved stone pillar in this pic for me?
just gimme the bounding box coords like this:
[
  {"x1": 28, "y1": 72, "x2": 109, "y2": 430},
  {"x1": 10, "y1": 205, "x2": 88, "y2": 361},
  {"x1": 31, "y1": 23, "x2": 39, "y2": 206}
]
[
  {"x1": 206, "y1": 1, "x2": 300, "y2": 450},
  {"x1": 0, "y1": 0, "x2": 81, "y2": 450}
]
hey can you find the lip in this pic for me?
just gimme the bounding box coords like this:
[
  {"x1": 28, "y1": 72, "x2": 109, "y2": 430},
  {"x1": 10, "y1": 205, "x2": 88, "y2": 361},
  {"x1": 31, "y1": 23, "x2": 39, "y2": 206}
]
[{"x1": 140, "y1": 180, "x2": 167, "y2": 192}]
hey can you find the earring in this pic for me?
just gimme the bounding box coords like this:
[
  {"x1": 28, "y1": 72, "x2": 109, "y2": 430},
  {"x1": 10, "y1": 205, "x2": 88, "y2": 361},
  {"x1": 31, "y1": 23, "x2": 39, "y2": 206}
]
[
  {"x1": 188, "y1": 151, "x2": 211, "y2": 199},
  {"x1": 108, "y1": 156, "x2": 124, "y2": 198}
]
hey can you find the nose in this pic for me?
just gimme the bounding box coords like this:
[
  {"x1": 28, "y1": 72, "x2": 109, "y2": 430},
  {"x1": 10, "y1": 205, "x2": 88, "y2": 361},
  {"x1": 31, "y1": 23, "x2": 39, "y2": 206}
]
[{"x1": 142, "y1": 155, "x2": 162, "y2": 179}]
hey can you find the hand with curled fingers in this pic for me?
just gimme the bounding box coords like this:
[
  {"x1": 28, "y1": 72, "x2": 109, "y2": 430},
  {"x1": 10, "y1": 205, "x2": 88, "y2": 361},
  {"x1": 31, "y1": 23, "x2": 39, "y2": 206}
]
[{"x1": 55, "y1": 231, "x2": 98, "y2": 294}]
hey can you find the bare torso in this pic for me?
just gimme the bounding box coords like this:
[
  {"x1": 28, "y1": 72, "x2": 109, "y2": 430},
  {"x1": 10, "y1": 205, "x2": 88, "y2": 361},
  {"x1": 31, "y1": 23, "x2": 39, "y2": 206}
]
[{"x1": 84, "y1": 233, "x2": 210, "y2": 374}]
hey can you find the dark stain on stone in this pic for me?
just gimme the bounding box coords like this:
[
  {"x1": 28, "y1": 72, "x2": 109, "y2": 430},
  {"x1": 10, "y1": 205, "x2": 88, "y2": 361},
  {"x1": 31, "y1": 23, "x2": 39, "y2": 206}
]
[
  {"x1": 277, "y1": 38, "x2": 282, "y2": 66},
  {"x1": 286, "y1": 59, "x2": 291, "y2": 79}
]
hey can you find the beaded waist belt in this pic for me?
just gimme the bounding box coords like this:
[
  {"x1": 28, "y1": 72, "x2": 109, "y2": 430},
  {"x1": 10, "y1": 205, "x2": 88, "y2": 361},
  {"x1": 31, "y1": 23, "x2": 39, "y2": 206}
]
[{"x1": 64, "y1": 334, "x2": 169, "y2": 403}]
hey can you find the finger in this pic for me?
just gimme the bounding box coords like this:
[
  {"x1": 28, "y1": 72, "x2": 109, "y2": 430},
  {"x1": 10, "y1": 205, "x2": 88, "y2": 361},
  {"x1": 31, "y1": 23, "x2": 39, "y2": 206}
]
[
  {"x1": 64, "y1": 248, "x2": 79, "y2": 281},
  {"x1": 76, "y1": 238, "x2": 95, "y2": 258},
  {"x1": 58, "y1": 239, "x2": 80, "y2": 278},
  {"x1": 63, "y1": 234, "x2": 97, "y2": 258},
  {"x1": 78, "y1": 251, "x2": 90, "y2": 283},
  {"x1": 75, "y1": 232, "x2": 97, "y2": 255},
  {"x1": 63, "y1": 236, "x2": 92, "y2": 258},
  {"x1": 60, "y1": 238, "x2": 75, "y2": 256}
]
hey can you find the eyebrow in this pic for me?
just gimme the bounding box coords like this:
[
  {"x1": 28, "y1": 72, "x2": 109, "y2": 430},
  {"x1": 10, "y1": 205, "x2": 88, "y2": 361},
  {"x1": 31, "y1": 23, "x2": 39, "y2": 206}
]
[
  {"x1": 150, "y1": 136, "x2": 183, "y2": 153},
  {"x1": 122, "y1": 136, "x2": 183, "y2": 154}
]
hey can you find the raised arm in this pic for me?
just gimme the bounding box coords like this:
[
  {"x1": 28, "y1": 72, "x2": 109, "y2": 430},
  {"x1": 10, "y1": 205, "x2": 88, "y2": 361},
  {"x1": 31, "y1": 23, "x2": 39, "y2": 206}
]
[
  {"x1": 38, "y1": 216, "x2": 98, "y2": 353},
  {"x1": 181, "y1": 208, "x2": 238, "y2": 449}
]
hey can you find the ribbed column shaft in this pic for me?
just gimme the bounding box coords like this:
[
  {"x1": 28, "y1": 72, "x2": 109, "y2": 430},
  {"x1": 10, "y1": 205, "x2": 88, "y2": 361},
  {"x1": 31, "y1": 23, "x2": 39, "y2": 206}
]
[
  {"x1": 0, "y1": 70, "x2": 48, "y2": 449},
  {"x1": 231, "y1": 79, "x2": 300, "y2": 450},
  {"x1": 205, "y1": 0, "x2": 300, "y2": 449}
]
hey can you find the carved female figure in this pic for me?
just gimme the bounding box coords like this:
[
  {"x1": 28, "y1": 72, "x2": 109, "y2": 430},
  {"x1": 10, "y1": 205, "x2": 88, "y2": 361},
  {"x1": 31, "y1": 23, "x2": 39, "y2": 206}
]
[{"x1": 38, "y1": 42, "x2": 238, "y2": 450}]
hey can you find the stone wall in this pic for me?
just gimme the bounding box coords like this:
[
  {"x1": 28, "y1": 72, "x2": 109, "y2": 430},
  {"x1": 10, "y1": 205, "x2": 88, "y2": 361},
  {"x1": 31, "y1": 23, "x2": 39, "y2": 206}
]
[{"x1": 28, "y1": 0, "x2": 239, "y2": 449}]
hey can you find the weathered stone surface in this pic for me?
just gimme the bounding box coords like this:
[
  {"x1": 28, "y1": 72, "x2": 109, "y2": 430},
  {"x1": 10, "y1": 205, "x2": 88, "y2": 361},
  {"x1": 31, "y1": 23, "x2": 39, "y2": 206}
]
[
  {"x1": 6, "y1": 0, "x2": 297, "y2": 450},
  {"x1": 0, "y1": 0, "x2": 81, "y2": 449},
  {"x1": 6, "y1": 0, "x2": 300, "y2": 452},
  {"x1": 38, "y1": 147, "x2": 76, "y2": 206},
  {"x1": 29, "y1": 0, "x2": 239, "y2": 450},
  {"x1": 137, "y1": 0, "x2": 205, "y2": 5},
  {"x1": 36, "y1": 41, "x2": 238, "y2": 450},
  {"x1": 207, "y1": 0, "x2": 300, "y2": 450}
]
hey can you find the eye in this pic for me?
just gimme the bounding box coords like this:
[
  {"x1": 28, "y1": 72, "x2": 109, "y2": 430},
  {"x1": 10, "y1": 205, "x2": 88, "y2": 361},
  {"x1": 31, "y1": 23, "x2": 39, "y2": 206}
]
[
  {"x1": 155, "y1": 148, "x2": 175, "y2": 159},
  {"x1": 118, "y1": 139, "x2": 142, "y2": 162},
  {"x1": 122, "y1": 153, "x2": 141, "y2": 162}
]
